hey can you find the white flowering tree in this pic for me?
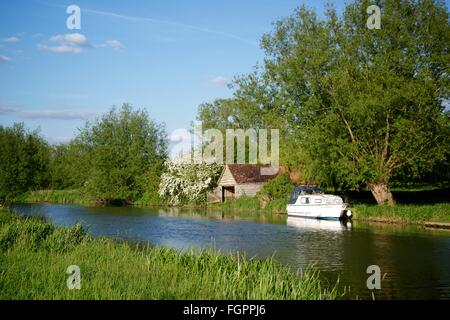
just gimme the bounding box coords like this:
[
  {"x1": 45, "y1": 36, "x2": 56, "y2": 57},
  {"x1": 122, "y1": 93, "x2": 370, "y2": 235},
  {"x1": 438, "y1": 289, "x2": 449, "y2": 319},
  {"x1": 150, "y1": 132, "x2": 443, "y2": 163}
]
[{"x1": 159, "y1": 157, "x2": 223, "y2": 205}]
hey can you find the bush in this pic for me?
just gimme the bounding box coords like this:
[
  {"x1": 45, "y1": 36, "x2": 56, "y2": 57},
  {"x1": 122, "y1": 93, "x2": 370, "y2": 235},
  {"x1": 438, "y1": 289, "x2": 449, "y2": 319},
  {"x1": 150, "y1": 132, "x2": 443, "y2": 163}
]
[
  {"x1": 257, "y1": 173, "x2": 294, "y2": 207},
  {"x1": 261, "y1": 173, "x2": 294, "y2": 199}
]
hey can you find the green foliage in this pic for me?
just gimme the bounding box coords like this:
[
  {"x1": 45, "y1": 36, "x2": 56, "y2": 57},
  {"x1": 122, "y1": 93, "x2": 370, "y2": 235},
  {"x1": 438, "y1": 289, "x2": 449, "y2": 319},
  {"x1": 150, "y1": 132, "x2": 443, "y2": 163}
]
[
  {"x1": 0, "y1": 123, "x2": 51, "y2": 199},
  {"x1": 0, "y1": 208, "x2": 341, "y2": 299},
  {"x1": 79, "y1": 104, "x2": 167, "y2": 203},
  {"x1": 261, "y1": 0, "x2": 449, "y2": 195},
  {"x1": 49, "y1": 140, "x2": 90, "y2": 190},
  {"x1": 0, "y1": 105, "x2": 168, "y2": 205},
  {"x1": 198, "y1": 0, "x2": 450, "y2": 204},
  {"x1": 258, "y1": 173, "x2": 294, "y2": 200}
]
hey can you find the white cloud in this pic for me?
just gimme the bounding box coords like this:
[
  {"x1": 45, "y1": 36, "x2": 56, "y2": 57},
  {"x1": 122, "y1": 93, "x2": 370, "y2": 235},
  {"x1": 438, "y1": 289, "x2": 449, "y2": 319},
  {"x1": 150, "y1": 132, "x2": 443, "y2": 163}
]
[
  {"x1": 50, "y1": 33, "x2": 89, "y2": 46},
  {"x1": 38, "y1": 33, "x2": 90, "y2": 54},
  {"x1": 0, "y1": 102, "x2": 97, "y2": 120},
  {"x1": 37, "y1": 44, "x2": 82, "y2": 54},
  {"x1": 210, "y1": 76, "x2": 228, "y2": 87},
  {"x1": 104, "y1": 40, "x2": 124, "y2": 49},
  {"x1": 96, "y1": 39, "x2": 124, "y2": 50},
  {"x1": 0, "y1": 103, "x2": 18, "y2": 113},
  {"x1": 38, "y1": 33, "x2": 123, "y2": 54},
  {"x1": 19, "y1": 109, "x2": 97, "y2": 120},
  {"x1": 1, "y1": 36, "x2": 20, "y2": 43},
  {"x1": 44, "y1": 135, "x2": 73, "y2": 144},
  {"x1": 0, "y1": 55, "x2": 12, "y2": 62}
]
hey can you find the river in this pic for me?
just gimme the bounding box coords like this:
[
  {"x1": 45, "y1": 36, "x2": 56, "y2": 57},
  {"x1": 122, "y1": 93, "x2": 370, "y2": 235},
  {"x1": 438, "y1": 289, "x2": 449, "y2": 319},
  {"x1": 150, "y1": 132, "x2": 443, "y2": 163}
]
[{"x1": 8, "y1": 203, "x2": 450, "y2": 300}]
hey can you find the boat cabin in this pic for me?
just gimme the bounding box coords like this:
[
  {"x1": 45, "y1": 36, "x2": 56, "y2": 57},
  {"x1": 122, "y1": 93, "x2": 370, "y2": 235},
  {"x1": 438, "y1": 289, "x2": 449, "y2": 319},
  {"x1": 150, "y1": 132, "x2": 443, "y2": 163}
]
[{"x1": 289, "y1": 185, "x2": 323, "y2": 204}]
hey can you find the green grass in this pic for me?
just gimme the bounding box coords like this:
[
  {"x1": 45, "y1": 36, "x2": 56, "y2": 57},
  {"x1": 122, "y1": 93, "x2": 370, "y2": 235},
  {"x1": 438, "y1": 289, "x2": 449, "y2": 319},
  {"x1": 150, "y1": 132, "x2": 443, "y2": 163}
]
[
  {"x1": 0, "y1": 208, "x2": 341, "y2": 300},
  {"x1": 210, "y1": 196, "x2": 288, "y2": 214},
  {"x1": 211, "y1": 196, "x2": 261, "y2": 210},
  {"x1": 12, "y1": 189, "x2": 167, "y2": 207},
  {"x1": 351, "y1": 203, "x2": 450, "y2": 224},
  {"x1": 13, "y1": 189, "x2": 94, "y2": 205}
]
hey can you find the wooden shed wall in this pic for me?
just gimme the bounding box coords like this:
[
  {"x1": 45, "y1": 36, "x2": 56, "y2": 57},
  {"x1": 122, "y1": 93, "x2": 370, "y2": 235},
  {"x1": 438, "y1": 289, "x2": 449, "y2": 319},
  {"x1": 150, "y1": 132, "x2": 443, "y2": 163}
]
[
  {"x1": 235, "y1": 183, "x2": 263, "y2": 197},
  {"x1": 218, "y1": 166, "x2": 237, "y2": 186}
]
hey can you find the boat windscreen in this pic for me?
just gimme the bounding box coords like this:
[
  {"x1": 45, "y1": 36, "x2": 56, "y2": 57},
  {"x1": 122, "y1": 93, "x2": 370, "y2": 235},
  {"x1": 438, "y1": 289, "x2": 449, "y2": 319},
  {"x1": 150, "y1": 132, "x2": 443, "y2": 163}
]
[
  {"x1": 289, "y1": 186, "x2": 323, "y2": 203},
  {"x1": 289, "y1": 190, "x2": 300, "y2": 204},
  {"x1": 303, "y1": 187, "x2": 323, "y2": 195}
]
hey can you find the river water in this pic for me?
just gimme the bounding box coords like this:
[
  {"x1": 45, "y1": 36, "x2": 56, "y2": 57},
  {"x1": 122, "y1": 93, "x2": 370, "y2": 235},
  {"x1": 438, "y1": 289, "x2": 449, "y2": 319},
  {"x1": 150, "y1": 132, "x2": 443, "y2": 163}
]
[{"x1": 8, "y1": 203, "x2": 450, "y2": 299}]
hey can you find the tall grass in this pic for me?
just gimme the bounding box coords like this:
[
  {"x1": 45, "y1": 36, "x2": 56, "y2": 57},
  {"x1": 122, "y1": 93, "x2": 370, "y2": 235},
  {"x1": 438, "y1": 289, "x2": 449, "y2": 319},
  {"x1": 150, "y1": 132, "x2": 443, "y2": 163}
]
[
  {"x1": 13, "y1": 189, "x2": 94, "y2": 205},
  {"x1": 352, "y1": 203, "x2": 450, "y2": 223},
  {"x1": 210, "y1": 196, "x2": 288, "y2": 214},
  {"x1": 13, "y1": 189, "x2": 167, "y2": 207},
  {"x1": 0, "y1": 208, "x2": 341, "y2": 300}
]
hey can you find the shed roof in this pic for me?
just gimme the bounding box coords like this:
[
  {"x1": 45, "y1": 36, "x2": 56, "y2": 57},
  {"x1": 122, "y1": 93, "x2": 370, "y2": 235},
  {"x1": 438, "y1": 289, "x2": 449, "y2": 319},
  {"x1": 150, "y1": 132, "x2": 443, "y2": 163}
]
[{"x1": 224, "y1": 164, "x2": 279, "y2": 184}]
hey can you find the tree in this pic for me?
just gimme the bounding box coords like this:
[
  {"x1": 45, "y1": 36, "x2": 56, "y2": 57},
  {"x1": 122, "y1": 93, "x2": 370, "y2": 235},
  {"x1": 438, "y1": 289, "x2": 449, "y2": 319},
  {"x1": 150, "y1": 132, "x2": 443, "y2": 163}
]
[
  {"x1": 199, "y1": 0, "x2": 449, "y2": 204},
  {"x1": 79, "y1": 104, "x2": 167, "y2": 203},
  {"x1": 159, "y1": 157, "x2": 223, "y2": 205},
  {"x1": 50, "y1": 139, "x2": 90, "y2": 190},
  {"x1": 0, "y1": 123, "x2": 51, "y2": 198}
]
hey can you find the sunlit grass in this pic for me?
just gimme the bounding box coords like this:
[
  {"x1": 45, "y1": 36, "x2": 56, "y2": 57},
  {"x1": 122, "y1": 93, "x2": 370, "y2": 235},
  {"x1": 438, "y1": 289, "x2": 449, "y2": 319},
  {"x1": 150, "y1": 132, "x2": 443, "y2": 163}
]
[
  {"x1": 13, "y1": 189, "x2": 94, "y2": 205},
  {"x1": 351, "y1": 204, "x2": 450, "y2": 223}
]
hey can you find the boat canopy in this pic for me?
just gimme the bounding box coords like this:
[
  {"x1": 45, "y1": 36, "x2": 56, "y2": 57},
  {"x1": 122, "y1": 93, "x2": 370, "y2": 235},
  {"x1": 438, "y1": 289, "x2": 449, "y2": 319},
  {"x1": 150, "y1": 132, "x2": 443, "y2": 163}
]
[{"x1": 289, "y1": 185, "x2": 323, "y2": 204}]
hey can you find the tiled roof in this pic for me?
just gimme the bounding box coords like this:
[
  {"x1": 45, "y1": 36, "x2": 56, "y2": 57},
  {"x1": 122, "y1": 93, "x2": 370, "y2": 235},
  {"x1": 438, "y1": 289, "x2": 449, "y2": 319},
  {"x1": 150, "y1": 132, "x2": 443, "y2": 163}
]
[{"x1": 227, "y1": 164, "x2": 279, "y2": 184}]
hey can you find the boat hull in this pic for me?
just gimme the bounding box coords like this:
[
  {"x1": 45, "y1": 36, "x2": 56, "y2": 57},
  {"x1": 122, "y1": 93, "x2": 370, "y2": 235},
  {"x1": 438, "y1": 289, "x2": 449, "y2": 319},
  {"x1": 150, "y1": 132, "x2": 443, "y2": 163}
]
[{"x1": 286, "y1": 203, "x2": 347, "y2": 220}]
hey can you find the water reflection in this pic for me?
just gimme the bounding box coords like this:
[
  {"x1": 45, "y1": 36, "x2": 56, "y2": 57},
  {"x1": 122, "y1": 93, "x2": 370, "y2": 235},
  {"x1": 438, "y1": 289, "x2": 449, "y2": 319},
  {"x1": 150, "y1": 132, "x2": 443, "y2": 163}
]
[{"x1": 287, "y1": 217, "x2": 352, "y2": 232}]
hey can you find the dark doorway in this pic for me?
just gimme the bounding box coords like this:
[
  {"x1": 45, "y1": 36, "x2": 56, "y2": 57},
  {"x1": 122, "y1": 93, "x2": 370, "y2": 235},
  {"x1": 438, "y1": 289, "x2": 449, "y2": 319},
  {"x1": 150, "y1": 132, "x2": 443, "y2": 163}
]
[{"x1": 222, "y1": 186, "x2": 235, "y2": 202}]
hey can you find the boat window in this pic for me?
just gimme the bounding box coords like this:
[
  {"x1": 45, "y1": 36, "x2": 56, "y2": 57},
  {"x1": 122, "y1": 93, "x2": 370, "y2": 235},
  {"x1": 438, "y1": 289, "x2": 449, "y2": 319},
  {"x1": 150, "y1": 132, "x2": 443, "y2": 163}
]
[
  {"x1": 314, "y1": 199, "x2": 322, "y2": 204},
  {"x1": 289, "y1": 190, "x2": 300, "y2": 204},
  {"x1": 300, "y1": 197, "x2": 310, "y2": 204}
]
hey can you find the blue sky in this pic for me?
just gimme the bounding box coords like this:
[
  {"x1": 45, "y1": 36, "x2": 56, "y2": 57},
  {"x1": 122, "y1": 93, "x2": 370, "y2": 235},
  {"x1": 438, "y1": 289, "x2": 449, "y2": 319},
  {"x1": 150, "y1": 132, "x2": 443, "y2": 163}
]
[{"x1": 0, "y1": 0, "x2": 404, "y2": 144}]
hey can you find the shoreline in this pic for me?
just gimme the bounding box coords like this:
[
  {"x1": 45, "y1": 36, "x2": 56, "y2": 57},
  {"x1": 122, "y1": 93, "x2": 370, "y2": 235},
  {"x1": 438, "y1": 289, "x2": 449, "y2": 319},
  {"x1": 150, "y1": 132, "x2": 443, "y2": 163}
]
[{"x1": 5, "y1": 197, "x2": 450, "y2": 231}]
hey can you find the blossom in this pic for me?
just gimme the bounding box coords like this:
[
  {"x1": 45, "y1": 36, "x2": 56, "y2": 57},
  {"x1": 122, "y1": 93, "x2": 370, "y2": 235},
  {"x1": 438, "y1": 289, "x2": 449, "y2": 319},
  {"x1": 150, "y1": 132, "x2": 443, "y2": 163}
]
[{"x1": 159, "y1": 158, "x2": 223, "y2": 205}]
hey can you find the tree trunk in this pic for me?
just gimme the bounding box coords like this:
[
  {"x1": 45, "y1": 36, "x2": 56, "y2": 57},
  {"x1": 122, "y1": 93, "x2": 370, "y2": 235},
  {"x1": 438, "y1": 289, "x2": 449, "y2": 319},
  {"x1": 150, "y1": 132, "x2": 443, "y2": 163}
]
[{"x1": 368, "y1": 181, "x2": 395, "y2": 205}]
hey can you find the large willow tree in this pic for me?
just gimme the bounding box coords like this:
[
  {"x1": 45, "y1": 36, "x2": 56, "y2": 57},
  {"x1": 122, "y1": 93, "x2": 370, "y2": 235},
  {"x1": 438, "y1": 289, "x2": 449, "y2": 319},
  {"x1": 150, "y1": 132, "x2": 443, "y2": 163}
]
[{"x1": 200, "y1": 0, "x2": 449, "y2": 204}]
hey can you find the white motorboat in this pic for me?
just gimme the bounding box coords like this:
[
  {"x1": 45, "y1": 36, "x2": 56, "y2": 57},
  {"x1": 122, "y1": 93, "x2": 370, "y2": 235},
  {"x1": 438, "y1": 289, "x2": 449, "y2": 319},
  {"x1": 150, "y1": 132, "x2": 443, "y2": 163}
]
[{"x1": 286, "y1": 185, "x2": 352, "y2": 220}]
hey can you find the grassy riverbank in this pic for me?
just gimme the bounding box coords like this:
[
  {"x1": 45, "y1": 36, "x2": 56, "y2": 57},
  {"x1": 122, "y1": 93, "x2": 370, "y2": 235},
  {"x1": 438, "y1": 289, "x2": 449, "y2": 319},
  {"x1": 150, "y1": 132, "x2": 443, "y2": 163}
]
[
  {"x1": 12, "y1": 189, "x2": 94, "y2": 205},
  {"x1": 208, "y1": 196, "x2": 287, "y2": 213},
  {"x1": 12, "y1": 189, "x2": 167, "y2": 206},
  {"x1": 0, "y1": 208, "x2": 341, "y2": 299},
  {"x1": 351, "y1": 204, "x2": 450, "y2": 224}
]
